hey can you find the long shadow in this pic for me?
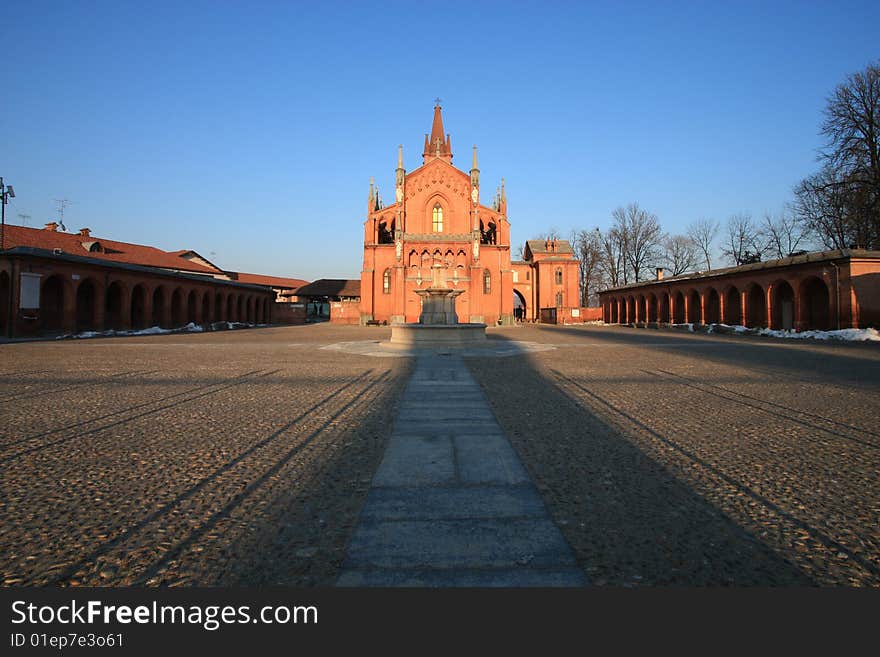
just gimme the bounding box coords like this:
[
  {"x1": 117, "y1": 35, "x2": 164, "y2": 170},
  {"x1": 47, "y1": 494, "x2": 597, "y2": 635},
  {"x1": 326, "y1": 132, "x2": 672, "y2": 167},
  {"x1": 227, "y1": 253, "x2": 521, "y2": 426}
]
[
  {"x1": 0, "y1": 369, "x2": 162, "y2": 403},
  {"x1": 539, "y1": 324, "x2": 880, "y2": 390},
  {"x1": 463, "y1": 331, "x2": 870, "y2": 586},
  {"x1": 48, "y1": 368, "x2": 387, "y2": 585}
]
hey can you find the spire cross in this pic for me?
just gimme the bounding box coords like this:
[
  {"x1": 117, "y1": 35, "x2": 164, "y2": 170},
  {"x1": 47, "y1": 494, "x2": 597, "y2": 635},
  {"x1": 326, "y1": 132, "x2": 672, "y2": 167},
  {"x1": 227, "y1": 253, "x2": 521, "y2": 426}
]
[{"x1": 434, "y1": 97, "x2": 442, "y2": 106}]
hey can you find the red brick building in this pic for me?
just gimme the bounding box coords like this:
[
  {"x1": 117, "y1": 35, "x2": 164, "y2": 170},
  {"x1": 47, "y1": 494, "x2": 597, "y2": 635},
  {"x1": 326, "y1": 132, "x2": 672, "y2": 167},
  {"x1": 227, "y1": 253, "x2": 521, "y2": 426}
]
[
  {"x1": 0, "y1": 223, "x2": 298, "y2": 337},
  {"x1": 360, "y1": 104, "x2": 580, "y2": 325},
  {"x1": 598, "y1": 249, "x2": 880, "y2": 330}
]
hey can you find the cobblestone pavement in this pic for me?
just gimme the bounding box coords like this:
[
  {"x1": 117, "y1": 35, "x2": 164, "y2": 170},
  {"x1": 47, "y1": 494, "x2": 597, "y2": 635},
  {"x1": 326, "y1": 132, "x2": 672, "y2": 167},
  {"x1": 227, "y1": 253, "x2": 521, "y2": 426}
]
[
  {"x1": 466, "y1": 324, "x2": 880, "y2": 586},
  {"x1": 0, "y1": 325, "x2": 410, "y2": 586},
  {"x1": 3, "y1": 323, "x2": 878, "y2": 587}
]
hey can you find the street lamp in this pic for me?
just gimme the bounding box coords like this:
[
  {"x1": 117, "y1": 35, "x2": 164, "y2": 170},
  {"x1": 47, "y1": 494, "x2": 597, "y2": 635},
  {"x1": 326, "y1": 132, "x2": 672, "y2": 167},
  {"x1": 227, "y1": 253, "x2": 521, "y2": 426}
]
[{"x1": 1, "y1": 177, "x2": 15, "y2": 251}]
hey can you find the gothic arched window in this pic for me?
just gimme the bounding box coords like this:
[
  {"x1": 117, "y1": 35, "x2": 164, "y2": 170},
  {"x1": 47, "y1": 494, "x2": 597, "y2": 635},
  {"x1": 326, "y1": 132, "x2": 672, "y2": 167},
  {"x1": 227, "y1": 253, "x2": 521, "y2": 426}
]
[
  {"x1": 432, "y1": 204, "x2": 443, "y2": 232},
  {"x1": 383, "y1": 269, "x2": 391, "y2": 294},
  {"x1": 483, "y1": 269, "x2": 491, "y2": 295},
  {"x1": 556, "y1": 292, "x2": 563, "y2": 307},
  {"x1": 555, "y1": 268, "x2": 563, "y2": 285}
]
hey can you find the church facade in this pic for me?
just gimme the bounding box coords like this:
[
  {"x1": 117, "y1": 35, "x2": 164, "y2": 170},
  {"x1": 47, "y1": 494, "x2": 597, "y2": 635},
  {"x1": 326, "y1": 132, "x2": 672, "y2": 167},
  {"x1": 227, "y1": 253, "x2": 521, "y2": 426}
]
[{"x1": 359, "y1": 104, "x2": 579, "y2": 325}]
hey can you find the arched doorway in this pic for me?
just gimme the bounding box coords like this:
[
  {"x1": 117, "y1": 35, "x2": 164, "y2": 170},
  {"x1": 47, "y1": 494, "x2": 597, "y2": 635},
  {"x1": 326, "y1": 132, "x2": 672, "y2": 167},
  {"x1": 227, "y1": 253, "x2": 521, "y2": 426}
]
[
  {"x1": 627, "y1": 296, "x2": 635, "y2": 324},
  {"x1": 687, "y1": 290, "x2": 701, "y2": 324},
  {"x1": 171, "y1": 288, "x2": 185, "y2": 327},
  {"x1": 41, "y1": 275, "x2": 66, "y2": 332},
  {"x1": 800, "y1": 277, "x2": 830, "y2": 330},
  {"x1": 0, "y1": 271, "x2": 10, "y2": 335},
  {"x1": 724, "y1": 286, "x2": 741, "y2": 325},
  {"x1": 705, "y1": 288, "x2": 720, "y2": 325},
  {"x1": 648, "y1": 294, "x2": 658, "y2": 323},
  {"x1": 227, "y1": 295, "x2": 234, "y2": 322},
  {"x1": 187, "y1": 290, "x2": 198, "y2": 324},
  {"x1": 105, "y1": 281, "x2": 125, "y2": 330},
  {"x1": 660, "y1": 294, "x2": 670, "y2": 323},
  {"x1": 201, "y1": 293, "x2": 211, "y2": 326},
  {"x1": 513, "y1": 289, "x2": 526, "y2": 322},
  {"x1": 746, "y1": 284, "x2": 766, "y2": 328},
  {"x1": 215, "y1": 293, "x2": 224, "y2": 322},
  {"x1": 237, "y1": 296, "x2": 244, "y2": 323},
  {"x1": 673, "y1": 291, "x2": 685, "y2": 323},
  {"x1": 152, "y1": 287, "x2": 166, "y2": 327},
  {"x1": 247, "y1": 297, "x2": 255, "y2": 324},
  {"x1": 75, "y1": 280, "x2": 97, "y2": 332},
  {"x1": 771, "y1": 281, "x2": 795, "y2": 330},
  {"x1": 131, "y1": 285, "x2": 146, "y2": 329},
  {"x1": 610, "y1": 298, "x2": 618, "y2": 323},
  {"x1": 637, "y1": 295, "x2": 647, "y2": 323}
]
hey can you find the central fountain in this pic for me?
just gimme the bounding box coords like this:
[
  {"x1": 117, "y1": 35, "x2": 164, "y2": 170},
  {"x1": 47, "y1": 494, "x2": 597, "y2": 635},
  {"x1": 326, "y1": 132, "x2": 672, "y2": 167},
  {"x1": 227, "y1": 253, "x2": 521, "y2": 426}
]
[{"x1": 390, "y1": 264, "x2": 487, "y2": 347}]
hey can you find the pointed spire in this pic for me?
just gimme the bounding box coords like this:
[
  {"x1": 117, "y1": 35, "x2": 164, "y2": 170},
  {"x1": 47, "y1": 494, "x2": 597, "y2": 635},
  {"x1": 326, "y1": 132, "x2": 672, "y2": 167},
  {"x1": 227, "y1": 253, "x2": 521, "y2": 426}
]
[
  {"x1": 472, "y1": 144, "x2": 478, "y2": 170},
  {"x1": 423, "y1": 102, "x2": 453, "y2": 164},
  {"x1": 397, "y1": 144, "x2": 403, "y2": 169},
  {"x1": 368, "y1": 176, "x2": 375, "y2": 208}
]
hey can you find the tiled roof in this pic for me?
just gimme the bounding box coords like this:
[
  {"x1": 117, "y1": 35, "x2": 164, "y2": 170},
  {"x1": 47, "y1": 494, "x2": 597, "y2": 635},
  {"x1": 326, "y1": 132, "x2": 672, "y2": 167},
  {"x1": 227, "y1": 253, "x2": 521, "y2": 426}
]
[
  {"x1": 232, "y1": 272, "x2": 309, "y2": 290},
  {"x1": 1, "y1": 224, "x2": 221, "y2": 275},
  {"x1": 525, "y1": 239, "x2": 575, "y2": 255},
  {"x1": 294, "y1": 279, "x2": 361, "y2": 298}
]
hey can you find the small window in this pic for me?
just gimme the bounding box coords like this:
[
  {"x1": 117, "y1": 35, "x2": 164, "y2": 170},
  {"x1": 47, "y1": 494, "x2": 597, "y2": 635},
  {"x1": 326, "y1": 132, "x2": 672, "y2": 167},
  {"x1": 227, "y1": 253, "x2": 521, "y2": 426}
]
[
  {"x1": 526, "y1": 270, "x2": 530, "y2": 281},
  {"x1": 556, "y1": 292, "x2": 563, "y2": 307},
  {"x1": 383, "y1": 269, "x2": 391, "y2": 294},
  {"x1": 483, "y1": 269, "x2": 491, "y2": 294},
  {"x1": 432, "y1": 204, "x2": 443, "y2": 232},
  {"x1": 555, "y1": 268, "x2": 563, "y2": 285}
]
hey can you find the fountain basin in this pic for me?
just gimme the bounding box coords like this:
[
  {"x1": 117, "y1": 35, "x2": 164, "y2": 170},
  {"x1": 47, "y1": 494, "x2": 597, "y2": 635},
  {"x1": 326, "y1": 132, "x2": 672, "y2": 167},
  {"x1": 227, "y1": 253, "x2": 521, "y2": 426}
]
[{"x1": 390, "y1": 322, "x2": 487, "y2": 348}]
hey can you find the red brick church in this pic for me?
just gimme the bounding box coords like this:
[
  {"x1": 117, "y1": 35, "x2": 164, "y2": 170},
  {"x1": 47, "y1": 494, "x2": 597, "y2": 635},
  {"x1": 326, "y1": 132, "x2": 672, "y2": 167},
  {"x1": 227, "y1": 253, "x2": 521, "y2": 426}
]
[{"x1": 359, "y1": 104, "x2": 580, "y2": 325}]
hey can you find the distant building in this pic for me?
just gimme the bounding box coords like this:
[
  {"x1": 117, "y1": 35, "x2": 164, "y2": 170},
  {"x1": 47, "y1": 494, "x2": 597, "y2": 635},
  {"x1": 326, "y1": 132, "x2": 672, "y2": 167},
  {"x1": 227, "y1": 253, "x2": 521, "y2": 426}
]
[
  {"x1": 294, "y1": 279, "x2": 361, "y2": 324},
  {"x1": 359, "y1": 104, "x2": 580, "y2": 326},
  {"x1": 598, "y1": 249, "x2": 880, "y2": 330},
  {"x1": 0, "y1": 223, "x2": 305, "y2": 337}
]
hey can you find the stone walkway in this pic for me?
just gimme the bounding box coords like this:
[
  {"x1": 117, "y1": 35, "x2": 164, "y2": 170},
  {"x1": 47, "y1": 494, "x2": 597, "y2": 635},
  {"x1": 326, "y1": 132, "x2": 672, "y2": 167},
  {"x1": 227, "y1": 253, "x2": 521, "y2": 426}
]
[{"x1": 336, "y1": 353, "x2": 586, "y2": 586}]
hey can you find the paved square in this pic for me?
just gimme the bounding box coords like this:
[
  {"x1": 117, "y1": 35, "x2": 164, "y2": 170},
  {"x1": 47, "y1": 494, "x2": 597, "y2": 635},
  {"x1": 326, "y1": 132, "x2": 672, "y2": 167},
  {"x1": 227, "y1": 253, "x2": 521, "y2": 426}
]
[{"x1": 1, "y1": 323, "x2": 878, "y2": 586}]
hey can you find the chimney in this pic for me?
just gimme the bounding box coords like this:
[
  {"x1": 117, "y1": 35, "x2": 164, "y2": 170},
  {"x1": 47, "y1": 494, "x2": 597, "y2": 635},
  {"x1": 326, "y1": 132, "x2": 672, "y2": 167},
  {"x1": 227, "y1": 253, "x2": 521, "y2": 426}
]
[
  {"x1": 656, "y1": 267, "x2": 664, "y2": 280},
  {"x1": 78, "y1": 227, "x2": 91, "y2": 237},
  {"x1": 44, "y1": 222, "x2": 59, "y2": 232}
]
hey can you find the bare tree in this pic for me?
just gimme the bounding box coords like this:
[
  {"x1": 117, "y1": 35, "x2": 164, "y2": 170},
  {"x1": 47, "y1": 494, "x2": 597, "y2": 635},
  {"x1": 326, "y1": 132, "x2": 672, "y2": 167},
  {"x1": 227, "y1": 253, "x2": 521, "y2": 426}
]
[
  {"x1": 598, "y1": 225, "x2": 626, "y2": 287},
  {"x1": 723, "y1": 213, "x2": 765, "y2": 265},
  {"x1": 795, "y1": 61, "x2": 880, "y2": 249},
  {"x1": 611, "y1": 203, "x2": 664, "y2": 282},
  {"x1": 686, "y1": 217, "x2": 719, "y2": 270},
  {"x1": 571, "y1": 228, "x2": 604, "y2": 306},
  {"x1": 760, "y1": 211, "x2": 811, "y2": 259},
  {"x1": 664, "y1": 235, "x2": 698, "y2": 275}
]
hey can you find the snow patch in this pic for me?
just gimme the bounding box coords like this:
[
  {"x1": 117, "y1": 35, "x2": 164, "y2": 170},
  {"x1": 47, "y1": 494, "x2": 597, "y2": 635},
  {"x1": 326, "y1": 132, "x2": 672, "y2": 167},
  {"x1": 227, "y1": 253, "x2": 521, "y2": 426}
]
[
  {"x1": 58, "y1": 322, "x2": 215, "y2": 340},
  {"x1": 758, "y1": 327, "x2": 880, "y2": 342}
]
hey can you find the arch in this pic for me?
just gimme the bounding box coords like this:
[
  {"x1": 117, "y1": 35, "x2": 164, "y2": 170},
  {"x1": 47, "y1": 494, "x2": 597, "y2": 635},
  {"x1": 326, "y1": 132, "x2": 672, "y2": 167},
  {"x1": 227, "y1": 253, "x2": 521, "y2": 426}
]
[
  {"x1": 263, "y1": 297, "x2": 271, "y2": 323},
  {"x1": 74, "y1": 279, "x2": 97, "y2": 332},
  {"x1": 184, "y1": 290, "x2": 196, "y2": 325},
  {"x1": 687, "y1": 289, "x2": 701, "y2": 324},
  {"x1": 626, "y1": 296, "x2": 635, "y2": 324},
  {"x1": 131, "y1": 284, "x2": 147, "y2": 329},
  {"x1": 247, "y1": 296, "x2": 255, "y2": 323},
  {"x1": 556, "y1": 291, "x2": 563, "y2": 307},
  {"x1": 215, "y1": 292, "x2": 224, "y2": 322},
  {"x1": 171, "y1": 287, "x2": 185, "y2": 327},
  {"x1": 513, "y1": 289, "x2": 526, "y2": 322},
  {"x1": 226, "y1": 294, "x2": 235, "y2": 322},
  {"x1": 408, "y1": 249, "x2": 419, "y2": 268},
  {"x1": 0, "y1": 270, "x2": 10, "y2": 335},
  {"x1": 659, "y1": 293, "x2": 670, "y2": 323},
  {"x1": 383, "y1": 268, "x2": 392, "y2": 294},
  {"x1": 800, "y1": 277, "x2": 830, "y2": 330},
  {"x1": 705, "y1": 288, "x2": 721, "y2": 325},
  {"x1": 746, "y1": 283, "x2": 766, "y2": 328},
  {"x1": 648, "y1": 294, "x2": 658, "y2": 323},
  {"x1": 41, "y1": 275, "x2": 66, "y2": 332},
  {"x1": 673, "y1": 291, "x2": 685, "y2": 323},
  {"x1": 724, "y1": 286, "x2": 742, "y2": 325},
  {"x1": 201, "y1": 291, "x2": 211, "y2": 326},
  {"x1": 555, "y1": 268, "x2": 563, "y2": 285},
  {"x1": 105, "y1": 280, "x2": 126, "y2": 331},
  {"x1": 152, "y1": 286, "x2": 167, "y2": 327},
  {"x1": 637, "y1": 295, "x2": 647, "y2": 323},
  {"x1": 236, "y1": 295, "x2": 244, "y2": 323},
  {"x1": 771, "y1": 280, "x2": 796, "y2": 330},
  {"x1": 483, "y1": 269, "x2": 491, "y2": 295},
  {"x1": 610, "y1": 298, "x2": 619, "y2": 323}
]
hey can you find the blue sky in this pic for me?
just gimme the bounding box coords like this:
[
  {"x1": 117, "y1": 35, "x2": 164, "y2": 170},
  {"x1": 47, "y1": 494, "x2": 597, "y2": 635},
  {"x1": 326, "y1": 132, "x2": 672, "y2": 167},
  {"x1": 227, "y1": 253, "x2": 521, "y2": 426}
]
[{"x1": 3, "y1": 1, "x2": 878, "y2": 280}]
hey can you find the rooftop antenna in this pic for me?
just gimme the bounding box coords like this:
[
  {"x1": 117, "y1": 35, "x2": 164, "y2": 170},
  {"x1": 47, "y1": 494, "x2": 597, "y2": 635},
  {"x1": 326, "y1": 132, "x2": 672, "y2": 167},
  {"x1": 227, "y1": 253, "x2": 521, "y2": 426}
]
[
  {"x1": 54, "y1": 198, "x2": 71, "y2": 231},
  {"x1": 17, "y1": 213, "x2": 30, "y2": 227}
]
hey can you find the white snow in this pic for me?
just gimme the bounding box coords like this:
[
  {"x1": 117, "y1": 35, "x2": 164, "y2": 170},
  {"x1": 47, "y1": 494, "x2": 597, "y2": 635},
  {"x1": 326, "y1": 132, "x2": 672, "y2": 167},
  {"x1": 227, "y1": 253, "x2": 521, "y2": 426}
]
[
  {"x1": 57, "y1": 322, "x2": 250, "y2": 340},
  {"x1": 758, "y1": 327, "x2": 880, "y2": 342}
]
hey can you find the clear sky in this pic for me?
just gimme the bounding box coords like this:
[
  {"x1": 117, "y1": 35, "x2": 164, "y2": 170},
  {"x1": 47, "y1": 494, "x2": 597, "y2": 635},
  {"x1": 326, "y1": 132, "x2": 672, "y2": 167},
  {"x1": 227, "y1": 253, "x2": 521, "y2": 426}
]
[{"x1": 3, "y1": 1, "x2": 878, "y2": 280}]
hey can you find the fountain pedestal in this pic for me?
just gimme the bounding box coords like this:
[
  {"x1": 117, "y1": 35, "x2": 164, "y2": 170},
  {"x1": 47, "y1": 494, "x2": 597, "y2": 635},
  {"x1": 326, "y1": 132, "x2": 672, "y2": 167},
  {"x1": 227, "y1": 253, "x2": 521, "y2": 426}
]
[{"x1": 390, "y1": 264, "x2": 487, "y2": 347}]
